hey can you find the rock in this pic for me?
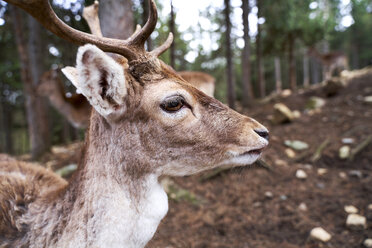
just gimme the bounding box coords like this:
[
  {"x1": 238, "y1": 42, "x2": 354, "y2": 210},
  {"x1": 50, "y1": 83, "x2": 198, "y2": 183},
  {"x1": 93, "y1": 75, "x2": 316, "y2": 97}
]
[
  {"x1": 310, "y1": 227, "x2": 332, "y2": 242},
  {"x1": 293, "y1": 110, "x2": 301, "y2": 119},
  {"x1": 346, "y1": 214, "x2": 367, "y2": 229},
  {"x1": 306, "y1": 97, "x2": 326, "y2": 110},
  {"x1": 364, "y1": 96, "x2": 372, "y2": 105},
  {"x1": 284, "y1": 140, "x2": 309, "y2": 151},
  {"x1": 339, "y1": 171, "x2": 347, "y2": 179},
  {"x1": 298, "y1": 202, "x2": 307, "y2": 211},
  {"x1": 301, "y1": 164, "x2": 313, "y2": 170},
  {"x1": 296, "y1": 169, "x2": 307, "y2": 179},
  {"x1": 280, "y1": 195, "x2": 288, "y2": 201},
  {"x1": 342, "y1": 138, "x2": 354, "y2": 144},
  {"x1": 344, "y1": 205, "x2": 358, "y2": 214},
  {"x1": 272, "y1": 103, "x2": 295, "y2": 124},
  {"x1": 281, "y1": 89, "x2": 292, "y2": 97},
  {"x1": 275, "y1": 159, "x2": 288, "y2": 167},
  {"x1": 349, "y1": 170, "x2": 362, "y2": 178},
  {"x1": 323, "y1": 78, "x2": 344, "y2": 97},
  {"x1": 285, "y1": 148, "x2": 296, "y2": 158},
  {"x1": 339, "y1": 145, "x2": 351, "y2": 159},
  {"x1": 317, "y1": 168, "x2": 328, "y2": 175},
  {"x1": 264, "y1": 191, "x2": 273, "y2": 199},
  {"x1": 364, "y1": 239, "x2": 372, "y2": 248},
  {"x1": 316, "y1": 182, "x2": 325, "y2": 189},
  {"x1": 55, "y1": 164, "x2": 77, "y2": 178}
]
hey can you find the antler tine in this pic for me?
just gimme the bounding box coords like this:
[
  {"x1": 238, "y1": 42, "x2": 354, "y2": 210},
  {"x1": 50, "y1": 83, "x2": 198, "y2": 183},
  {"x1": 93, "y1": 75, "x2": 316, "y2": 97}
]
[
  {"x1": 82, "y1": 0, "x2": 102, "y2": 37},
  {"x1": 127, "y1": 0, "x2": 157, "y2": 52},
  {"x1": 150, "y1": 32, "x2": 174, "y2": 57},
  {"x1": 5, "y1": 0, "x2": 138, "y2": 60}
]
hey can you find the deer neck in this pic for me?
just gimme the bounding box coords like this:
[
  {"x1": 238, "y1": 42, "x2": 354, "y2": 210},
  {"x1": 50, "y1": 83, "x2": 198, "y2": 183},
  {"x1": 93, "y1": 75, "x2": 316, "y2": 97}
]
[{"x1": 42, "y1": 113, "x2": 168, "y2": 248}]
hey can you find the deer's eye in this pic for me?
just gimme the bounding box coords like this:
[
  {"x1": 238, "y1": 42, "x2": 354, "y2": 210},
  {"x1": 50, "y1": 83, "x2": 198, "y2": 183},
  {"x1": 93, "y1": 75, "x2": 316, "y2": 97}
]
[{"x1": 161, "y1": 96, "x2": 185, "y2": 112}]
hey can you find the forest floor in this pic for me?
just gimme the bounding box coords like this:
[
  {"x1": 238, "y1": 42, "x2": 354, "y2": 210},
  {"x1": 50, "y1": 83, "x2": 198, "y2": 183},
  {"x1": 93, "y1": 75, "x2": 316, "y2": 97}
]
[
  {"x1": 28, "y1": 68, "x2": 372, "y2": 248},
  {"x1": 148, "y1": 69, "x2": 372, "y2": 248}
]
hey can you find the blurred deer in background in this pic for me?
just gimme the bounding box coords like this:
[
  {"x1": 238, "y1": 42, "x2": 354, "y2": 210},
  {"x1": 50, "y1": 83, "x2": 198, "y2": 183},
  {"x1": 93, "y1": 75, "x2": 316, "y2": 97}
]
[
  {"x1": 0, "y1": 0, "x2": 268, "y2": 247},
  {"x1": 36, "y1": 2, "x2": 215, "y2": 129},
  {"x1": 37, "y1": 69, "x2": 91, "y2": 128},
  {"x1": 308, "y1": 46, "x2": 349, "y2": 80}
]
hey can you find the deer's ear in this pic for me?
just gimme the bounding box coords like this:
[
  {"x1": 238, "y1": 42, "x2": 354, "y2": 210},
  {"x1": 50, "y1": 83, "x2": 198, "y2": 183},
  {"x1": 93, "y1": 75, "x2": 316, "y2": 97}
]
[{"x1": 63, "y1": 44, "x2": 127, "y2": 121}]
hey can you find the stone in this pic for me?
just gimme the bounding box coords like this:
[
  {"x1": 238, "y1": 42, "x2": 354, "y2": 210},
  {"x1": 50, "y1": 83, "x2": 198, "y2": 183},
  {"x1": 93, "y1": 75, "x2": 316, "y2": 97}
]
[
  {"x1": 293, "y1": 110, "x2": 301, "y2": 119},
  {"x1": 281, "y1": 89, "x2": 292, "y2": 97},
  {"x1": 317, "y1": 168, "x2": 328, "y2": 175},
  {"x1": 339, "y1": 145, "x2": 350, "y2": 159},
  {"x1": 342, "y1": 138, "x2": 354, "y2": 144},
  {"x1": 298, "y1": 202, "x2": 307, "y2": 211},
  {"x1": 284, "y1": 140, "x2": 309, "y2": 151},
  {"x1": 339, "y1": 171, "x2": 347, "y2": 179},
  {"x1": 349, "y1": 170, "x2": 363, "y2": 178},
  {"x1": 280, "y1": 195, "x2": 288, "y2": 201},
  {"x1": 272, "y1": 103, "x2": 295, "y2": 124},
  {"x1": 285, "y1": 148, "x2": 296, "y2": 158},
  {"x1": 364, "y1": 96, "x2": 372, "y2": 105},
  {"x1": 264, "y1": 191, "x2": 273, "y2": 199},
  {"x1": 296, "y1": 169, "x2": 307, "y2": 179},
  {"x1": 346, "y1": 214, "x2": 367, "y2": 229},
  {"x1": 344, "y1": 205, "x2": 358, "y2": 214},
  {"x1": 364, "y1": 239, "x2": 372, "y2": 248},
  {"x1": 310, "y1": 227, "x2": 332, "y2": 242},
  {"x1": 275, "y1": 159, "x2": 288, "y2": 167},
  {"x1": 306, "y1": 97, "x2": 326, "y2": 110}
]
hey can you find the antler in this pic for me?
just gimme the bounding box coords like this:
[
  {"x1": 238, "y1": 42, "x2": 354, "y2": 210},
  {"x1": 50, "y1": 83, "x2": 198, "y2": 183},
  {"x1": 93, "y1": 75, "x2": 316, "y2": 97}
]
[{"x1": 6, "y1": 0, "x2": 173, "y2": 62}]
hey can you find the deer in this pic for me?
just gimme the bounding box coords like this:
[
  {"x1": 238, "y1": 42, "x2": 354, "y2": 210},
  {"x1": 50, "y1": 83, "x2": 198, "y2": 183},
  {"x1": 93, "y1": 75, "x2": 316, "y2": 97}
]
[
  {"x1": 308, "y1": 46, "x2": 349, "y2": 80},
  {"x1": 36, "y1": 2, "x2": 215, "y2": 130},
  {"x1": 37, "y1": 69, "x2": 91, "y2": 128},
  {"x1": 0, "y1": 0, "x2": 269, "y2": 247}
]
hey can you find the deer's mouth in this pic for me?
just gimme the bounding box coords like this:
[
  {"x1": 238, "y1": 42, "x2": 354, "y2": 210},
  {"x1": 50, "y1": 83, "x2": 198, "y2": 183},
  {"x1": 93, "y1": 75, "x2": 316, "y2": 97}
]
[{"x1": 240, "y1": 148, "x2": 264, "y2": 157}]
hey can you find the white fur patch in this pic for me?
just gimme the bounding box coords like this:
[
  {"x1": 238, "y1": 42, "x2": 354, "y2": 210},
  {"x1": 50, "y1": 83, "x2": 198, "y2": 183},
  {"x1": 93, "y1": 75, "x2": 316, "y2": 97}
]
[
  {"x1": 68, "y1": 44, "x2": 127, "y2": 119},
  {"x1": 0, "y1": 171, "x2": 26, "y2": 180}
]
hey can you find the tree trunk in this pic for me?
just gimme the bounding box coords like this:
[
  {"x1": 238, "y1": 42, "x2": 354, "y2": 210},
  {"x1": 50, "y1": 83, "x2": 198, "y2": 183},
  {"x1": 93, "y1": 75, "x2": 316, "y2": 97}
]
[
  {"x1": 288, "y1": 37, "x2": 296, "y2": 91},
  {"x1": 0, "y1": 101, "x2": 13, "y2": 154},
  {"x1": 11, "y1": 7, "x2": 51, "y2": 159},
  {"x1": 99, "y1": 0, "x2": 134, "y2": 39},
  {"x1": 303, "y1": 49, "x2": 310, "y2": 88},
  {"x1": 224, "y1": 0, "x2": 236, "y2": 109},
  {"x1": 310, "y1": 57, "x2": 319, "y2": 84},
  {"x1": 274, "y1": 56, "x2": 282, "y2": 93},
  {"x1": 241, "y1": 0, "x2": 254, "y2": 106},
  {"x1": 169, "y1": 0, "x2": 176, "y2": 69},
  {"x1": 256, "y1": 0, "x2": 265, "y2": 97},
  {"x1": 141, "y1": 0, "x2": 152, "y2": 50}
]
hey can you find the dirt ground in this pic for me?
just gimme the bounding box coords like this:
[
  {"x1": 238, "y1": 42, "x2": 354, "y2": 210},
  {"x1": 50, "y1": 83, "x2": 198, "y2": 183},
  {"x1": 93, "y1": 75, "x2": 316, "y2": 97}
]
[{"x1": 147, "y1": 70, "x2": 372, "y2": 248}]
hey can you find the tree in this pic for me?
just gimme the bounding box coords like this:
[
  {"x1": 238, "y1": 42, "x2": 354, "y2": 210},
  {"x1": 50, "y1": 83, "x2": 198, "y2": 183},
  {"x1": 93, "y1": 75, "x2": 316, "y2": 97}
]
[
  {"x1": 241, "y1": 0, "x2": 254, "y2": 106},
  {"x1": 99, "y1": 0, "x2": 134, "y2": 39},
  {"x1": 10, "y1": 6, "x2": 51, "y2": 159},
  {"x1": 224, "y1": 0, "x2": 235, "y2": 109},
  {"x1": 256, "y1": 0, "x2": 265, "y2": 97}
]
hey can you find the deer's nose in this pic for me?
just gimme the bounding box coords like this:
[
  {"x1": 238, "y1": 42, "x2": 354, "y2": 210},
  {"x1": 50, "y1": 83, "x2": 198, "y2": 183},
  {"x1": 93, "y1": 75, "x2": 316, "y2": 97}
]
[{"x1": 254, "y1": 129, "x2": 269, "y2": 141}]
